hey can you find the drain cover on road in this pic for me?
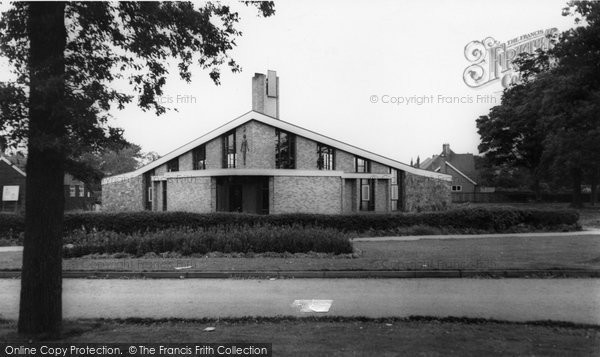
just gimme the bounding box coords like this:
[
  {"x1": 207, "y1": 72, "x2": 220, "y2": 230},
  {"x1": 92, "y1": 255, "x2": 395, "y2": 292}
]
[{"x1": 291, "y1": 300, "x2": 333, "y2": 313}]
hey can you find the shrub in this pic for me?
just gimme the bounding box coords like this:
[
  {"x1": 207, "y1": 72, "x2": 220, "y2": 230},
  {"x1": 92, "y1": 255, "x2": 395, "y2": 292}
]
[
  {"x1": 63, "y1": 224, "x2": 353, "y2": 258},
  {"x1": 60, "y1": 208, "x2": 580, "y2": 233},
  {"x1": 0, "y1": 207, "x2": 580, "y2": 242}
]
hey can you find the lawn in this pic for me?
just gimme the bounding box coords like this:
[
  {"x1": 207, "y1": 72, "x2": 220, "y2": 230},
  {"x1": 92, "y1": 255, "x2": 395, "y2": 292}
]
[
  {"x1": 0, "y1": 318, "x2": 598, "y2": 356},
  {"x1": 1, "y1": 234, "x2": 599, "y2": 272}
]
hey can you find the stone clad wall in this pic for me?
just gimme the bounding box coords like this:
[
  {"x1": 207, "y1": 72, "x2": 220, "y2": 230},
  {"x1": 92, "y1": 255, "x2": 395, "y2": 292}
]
[
  {"x1": 403, "y1": 172, "x2": 451, "y2": 212},
  {"x1": 102, "y1": 175, "x2": 144, "y2": 211},
  {"x1": 272, "y1": 176, "x2": 341, "y2": 214},
  {"x1": 167, "y1": 176, "x2": 212, "y2": 213}
]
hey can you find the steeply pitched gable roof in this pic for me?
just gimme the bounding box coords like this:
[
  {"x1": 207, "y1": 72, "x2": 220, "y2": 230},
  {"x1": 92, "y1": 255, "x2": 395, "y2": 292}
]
[
  {"x1": 445, "y1": 161, "x2": 477, "y2": 185},
  {"x1": 420, "y1": 149, "x2": 478, "y2": 185},
  {"x1": 0, "y1": 156, "x2": 26, "y2": 177},
  {"x1": 103, "y1": 111, "x2": 451, "y2": 182}
]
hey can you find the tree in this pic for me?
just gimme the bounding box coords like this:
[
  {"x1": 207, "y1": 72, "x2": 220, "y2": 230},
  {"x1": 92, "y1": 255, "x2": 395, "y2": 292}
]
[
  {"x1": 476, "y1": 78, "x2": 547, "y2": 199},
  {"x1": 80, "y1": 143, "x2": 147, "y2": 177},
  {"x1": 0, "y1": 1, "x2": 274, "y2": 337},
  {"x1": 477, "y1": 1, "x2": 600, "y2": 207},
  {"x1": 77, "y1": 143, "x2": 159, "y2": 195}
]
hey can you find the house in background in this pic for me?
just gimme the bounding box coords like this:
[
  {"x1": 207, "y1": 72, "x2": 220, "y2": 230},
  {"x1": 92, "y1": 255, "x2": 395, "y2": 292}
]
[
  {"x1": 420, "y1": 144, "x2": 481, "y2": 199},
  {"x1": 0, "y1": 154, "x2": 96, "y2": 212},
  {"x1": 63, "y1": 173, "x2": 96, "y2": 211},
  {"x1": 0, "y1": 156, "x2": 26, "y2": 212},
  {"x1": 102, "y1": 70, "x2": 452, "y2": 214}
]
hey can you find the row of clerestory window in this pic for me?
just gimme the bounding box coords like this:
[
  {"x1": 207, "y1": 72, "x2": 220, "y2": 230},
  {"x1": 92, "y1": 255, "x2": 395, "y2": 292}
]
[{"x1": 164, "y1": 130, "x2": 378, "y2": 173}]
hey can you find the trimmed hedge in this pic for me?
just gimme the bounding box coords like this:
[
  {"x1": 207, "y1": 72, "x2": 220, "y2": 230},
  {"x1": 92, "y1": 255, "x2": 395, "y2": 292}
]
[
  {"x1": 63, "y1": 225, "x2": 353, "y2": 257},
  {"x1": 0, "y1": 207, "x2": 579, "y2": 238}
]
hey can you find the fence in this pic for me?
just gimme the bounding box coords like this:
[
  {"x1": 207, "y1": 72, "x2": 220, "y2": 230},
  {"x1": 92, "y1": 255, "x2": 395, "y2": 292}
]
[{"x1": 452, "y1": 191, "x2": 594, "y2": 204}]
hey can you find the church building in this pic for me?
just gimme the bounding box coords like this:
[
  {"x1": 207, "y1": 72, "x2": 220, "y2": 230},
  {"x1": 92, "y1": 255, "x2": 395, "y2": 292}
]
[{"x1": 102, "y1": 71, "x2": 451, "y2": 214}]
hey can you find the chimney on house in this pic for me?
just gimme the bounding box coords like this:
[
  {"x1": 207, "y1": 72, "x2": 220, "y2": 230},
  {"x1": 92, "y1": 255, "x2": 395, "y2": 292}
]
[
  {"x1": 252, "y1": 70, "x2": 279, "y2": 119},
  {"x1": 442, "y1": 143, "x2": 450, "y2": 157}
]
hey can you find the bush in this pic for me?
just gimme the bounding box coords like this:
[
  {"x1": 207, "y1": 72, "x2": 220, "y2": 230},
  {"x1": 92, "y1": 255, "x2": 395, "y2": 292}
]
[
  {"x1": 63, "y1": 224, "x2": 353, "y2": 258},
  {"x1": 0, "y1": 207, "x2": 579, "y2": 241},
  {"x1": 60, "y1": 208, "x2": 579, "y2": 233}
]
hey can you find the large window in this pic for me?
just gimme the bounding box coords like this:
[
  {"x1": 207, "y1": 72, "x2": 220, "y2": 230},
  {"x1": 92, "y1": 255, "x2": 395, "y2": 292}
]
[
  {"x1": 223, "y1": 131, "x2": 236, "y2": 168},
  {"x1": 275, "y1": 129, "x2": 295, "y2": 169},
  {"x1": 193, "y1": 145, "x2": 206, "y2": 170},
  {"x1": 360, "y1": 179, "x2": 375, "y2": 211},
  {"x1": 167, "y1": 158, "x2": 179, "y2": 172},
  {"x1": 317, "y1": 144, "x2": 335, "y2": 170},
  {"x1": 355, "y1": 157, "x2": 370, "y2": 173}
]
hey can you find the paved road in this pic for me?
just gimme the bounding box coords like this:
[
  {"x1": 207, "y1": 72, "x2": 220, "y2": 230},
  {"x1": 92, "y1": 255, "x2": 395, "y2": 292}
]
[
  {"x1": 0, "y1": 246, "x2": 22, "y2": 252},
  {"x1": 1, "y1": 278, "x2": 598, "y2": 324}
]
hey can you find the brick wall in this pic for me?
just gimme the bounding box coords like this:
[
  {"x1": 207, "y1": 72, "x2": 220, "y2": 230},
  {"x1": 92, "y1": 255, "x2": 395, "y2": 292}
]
[
  {"x1": 371, "y1": 161, "x2": 389, "y2": 174},
  {"x1": 342, "y1": 179, "x2": 354, "y2": 213},
  {"x1": 102, "y1": 175, "x2": 144, "y2": 211},
  {"x1": 240, "y1": 121, "x2": 275, "y2": 169},
  {"x1": 167, "y1": 176, "x2": 212, "y2": 213},
  {"x1": 155, "y1": 164, "x2": 167, "y2": 175},
  {"x1": 295, "y1": 135, "x2": 316, "y2": 170},
  {"x1": 272, "y1": 176, "x2": 341, "y2": 214},
  {"x1": 336, "y1": 150, "x2": 355, "y2": 172},
  {"x1": 375, "y1": 179, "x2": 389, "y2": 212},
  {"x1": 179, "y1": 151, "x2": 193, "y2": 171},
  {"x1": 205, "y1": 137, "x2": 222, "y2": 169},
  {"x1": 152, "y1": 181, "x2": 162, "y2": 211},
  {"x1": 404, "y1": 172, "x2": 451, "y2": 212}
]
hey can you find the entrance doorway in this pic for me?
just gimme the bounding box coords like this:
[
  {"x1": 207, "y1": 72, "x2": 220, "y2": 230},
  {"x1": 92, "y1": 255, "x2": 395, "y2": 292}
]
[{"x1": 216, "y1": 176, "x2": 269, "y2": 214}]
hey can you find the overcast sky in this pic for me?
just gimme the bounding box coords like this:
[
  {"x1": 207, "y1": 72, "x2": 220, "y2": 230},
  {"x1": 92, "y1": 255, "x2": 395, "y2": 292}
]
[{"x1": 0, "y1": 1, "x2": 580, "y2": 164}]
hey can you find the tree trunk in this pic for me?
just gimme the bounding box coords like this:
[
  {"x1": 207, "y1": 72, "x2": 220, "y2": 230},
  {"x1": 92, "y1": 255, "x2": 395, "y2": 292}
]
[
  {"x1": 18, "y1": 2, "x2": 66, "y2": 337},
  {"x1": 570, "y1": 168, "x2": 583, "y2": 209}
]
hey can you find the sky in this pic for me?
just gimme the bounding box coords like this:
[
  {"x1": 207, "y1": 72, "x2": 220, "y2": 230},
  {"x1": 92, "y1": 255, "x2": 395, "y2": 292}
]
[{"x1": 0, "y1": 0, "x2": 580, "y2": 164}]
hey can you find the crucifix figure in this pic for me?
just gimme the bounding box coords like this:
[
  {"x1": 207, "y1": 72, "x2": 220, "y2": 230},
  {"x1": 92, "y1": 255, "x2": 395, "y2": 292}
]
[{"x1": 241, "y1": 132, "x2": 249, "y2": 166}]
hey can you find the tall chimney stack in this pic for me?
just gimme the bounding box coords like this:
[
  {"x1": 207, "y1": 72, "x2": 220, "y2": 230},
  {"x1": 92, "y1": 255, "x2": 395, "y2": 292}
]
[
  {"x1": 252, "y1": 70, "x2": 279, "y2": 118},
  {"x1": 442, "y1": 143, "x2": 450, "y2": 157}
]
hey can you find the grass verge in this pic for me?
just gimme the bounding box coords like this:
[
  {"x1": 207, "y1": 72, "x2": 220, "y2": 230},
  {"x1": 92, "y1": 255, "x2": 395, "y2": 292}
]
[
  {"x1": 1, "y1": 234, "x2": 599, "y2": 272},
  {"x1": 0, "y1": 316, "x2": 598, "y2": 356}
]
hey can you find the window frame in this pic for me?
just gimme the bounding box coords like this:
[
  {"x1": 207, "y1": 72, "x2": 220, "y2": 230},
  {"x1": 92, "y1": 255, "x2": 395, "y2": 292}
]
[
  {"x1": 317, "y1": 143, "x2": 335, "y2": 170},
  {"x1": 193, "y1": 145, "x2": 206, "y2": 170},
  {"x1": 166, "y1": 158, "x2": 179, "y2": 172},
  {"x1": 275, "y1": 129, "x2": 296, "y2": 169},
  {"x1": 359, "y1": 178, "x2": 375, "y2": 211},
  {"x1": 355, "y1": 157, "x2": 371, "y2": 173},
  {"x1": 223, "y1": 131, "x2": 237, "y2": 168}
]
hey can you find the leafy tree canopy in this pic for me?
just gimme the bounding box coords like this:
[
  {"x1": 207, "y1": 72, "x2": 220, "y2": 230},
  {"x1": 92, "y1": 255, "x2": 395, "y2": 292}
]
[
  {"x1": 0, "y1": 1, "x2": 274, "y2": 167},
  {"x1": 476, "y1": 1, "x2": 600, "y2": 205}
]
